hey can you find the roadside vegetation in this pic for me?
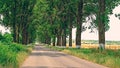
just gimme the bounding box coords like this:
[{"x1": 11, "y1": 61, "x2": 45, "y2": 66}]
[
  {"x1": 0, "y1": 0, "x2": 120, "y2": 68},
  {"x1": 47, "y1": 45, "x2": 120, "y2": 68},
  {"x1": 0, "y1": 33, "x2": 33, "y2": 68}
]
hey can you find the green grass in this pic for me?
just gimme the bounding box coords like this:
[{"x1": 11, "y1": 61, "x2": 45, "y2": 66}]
[
  {"x1": 47, "y1": 45, "x2": 120, "y2": 68},
  {"x1": 0, "y1": 43, "x2": 33, "y2": 68}
]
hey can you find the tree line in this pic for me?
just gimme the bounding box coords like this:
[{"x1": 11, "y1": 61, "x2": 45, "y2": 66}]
[
  {"x1": 0, "y1": 0, "x2": 37, "y2": 44},
  {"x1": 0, "y1": 0, "x2": 120, "y2": 49},
  {"x1": 35, "y1": 0, "x2": 120, "y2": 49}
]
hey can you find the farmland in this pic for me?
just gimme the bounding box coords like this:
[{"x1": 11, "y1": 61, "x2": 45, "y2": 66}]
[{"x1": 66, "y1": 40, "x2": 120, "y2": 50}]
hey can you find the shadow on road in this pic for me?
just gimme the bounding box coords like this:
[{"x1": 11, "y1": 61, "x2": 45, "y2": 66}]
[
  {"x1": 22, "y1": 66, "x2": 79, "y2": 68},
  {"x1": 29, "y1": 46, "x2": 68, "y2": 57},
  {"x1": 21, "y1": 66, "x2": 53, "y2": 68},
  {"x1": 30, "y1": 51, "x2": 67, "y2": 57}
]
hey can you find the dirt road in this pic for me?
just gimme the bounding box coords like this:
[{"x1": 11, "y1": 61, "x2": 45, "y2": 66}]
[{"x1": 21, "y1": 45, "x2": 107, "y2": 68}]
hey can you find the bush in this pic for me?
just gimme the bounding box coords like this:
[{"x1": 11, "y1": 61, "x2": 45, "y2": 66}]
[
  {"x1": 8, "y1": 43, "x2": 28, "y2": 53},
  {"x1": 0, "y1": 33, "x2": 13, "y2": 44},
  {"x1": 0, "y1": 44, "x2": 17, "y2": 67},
  {"x1": 0, "y1": 43, "x2": 32, "y2": 68},
  {"x1": 0, "y1": 33, "x2": 3, "y2": 40}
]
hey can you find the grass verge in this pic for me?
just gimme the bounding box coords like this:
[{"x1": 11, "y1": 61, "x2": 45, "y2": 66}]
[
  {"x1": 0, "y1": 43, "x2": 34, "y2": 68},
  {"x1": 46, "y1": 45, "x2": 120, "y2": 68}
]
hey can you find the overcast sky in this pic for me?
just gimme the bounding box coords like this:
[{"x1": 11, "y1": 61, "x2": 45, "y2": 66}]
[{"x1": 0, "y1": 25, "x2": 10, "y2": 34}]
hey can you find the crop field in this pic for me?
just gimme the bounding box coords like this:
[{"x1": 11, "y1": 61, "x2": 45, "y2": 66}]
[{"x1": 66, "y1": 40, "x2": 120, "y2": 50}]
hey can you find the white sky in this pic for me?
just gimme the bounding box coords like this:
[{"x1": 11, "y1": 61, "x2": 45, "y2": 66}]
[
  {"x1": 72, "y1": 5, "x2": 120, "y2": 41},
  {"x1": 0, "y1": 25, "x2": 10, "y2": 34}
]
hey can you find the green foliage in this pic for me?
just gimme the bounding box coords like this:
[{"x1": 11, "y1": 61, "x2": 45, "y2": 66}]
[
  {"x1": 35, "y1": 0, "x2": 120, "y2": 45},
  {"x1": 0, "y1": 32, "x2": 3, "y2": 40},
  {"x1": 0, "y1": 33, "x2": 13, "y2": 44},
  {"x1": 8, "y1": 43, "x2": 28, "y2": 53},
  {"x1": 1, "y1": 0, "x2": 120, "y2": 45},
  {"x1": 3, "y1": 33, "x2": 13, "y2": 43},
  {"x1": 0, "y1": 43, "x2": 32, "y2": 68},
  {"x1": 0, "y1": 0, "x2": 37, "y2": 44}
]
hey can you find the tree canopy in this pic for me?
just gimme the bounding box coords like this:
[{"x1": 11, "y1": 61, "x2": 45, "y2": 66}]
[{"x1": 0, "y1": 0, "x2": 120, "y2": 47}]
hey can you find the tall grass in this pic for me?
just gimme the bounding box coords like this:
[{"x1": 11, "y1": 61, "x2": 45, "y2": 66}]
[
  {"x1": 47, "y1": 46, "x2": 120, "y2": 68},
  {"x1": 0, "y1": 43, "x2": 33, "y2": 68}
]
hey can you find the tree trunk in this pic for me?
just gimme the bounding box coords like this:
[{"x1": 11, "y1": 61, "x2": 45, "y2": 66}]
[
  {"x1": 57, "y1": 28, "x2": 62, "y2": 46},
  {"x1": 76, "y1": 0, "x2": 83, "y2": 48},
  {"x1": 15, "y1": 24, "x2": 19, "y2": 43},
  {"x1": 53, "y1": 36, "x2": 56, "y2": 46},
  {"x1": 57, "y1": 35, "x2": 62, "y2": 46},
  {"x1": 17, "y1": 25, "x2": 20, "y2": 43},
  {"x1": 13, "y1": 0, "x2": 17, "y2": 43},
  {"x1": 45, "y1": 34, "x2": 51, "y2": 45},
  {"x1": 22, "y1": 15, "x2": 29, "y2": 45},
  {"x1": 22, "y1": 29, "x2": 26, "y2": 45},
  {"x1": 57, "y1": 35, "x2": 59, "y2": 46},
  {"x1": 69, "y1": 19, "x2": 72, "y2": 47},
  {"x1": 62, "y1": 29, "x2": 66, "y2": 47},
  {"x1": 98, "y1": 0, "x2": 105, "y2": 50},
  {"x1": 22, "y1": 27, "x2": 28, "y2": 45},
  {"x1": 13, "y1": 25, "x2": 17, "y2": 42}
]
